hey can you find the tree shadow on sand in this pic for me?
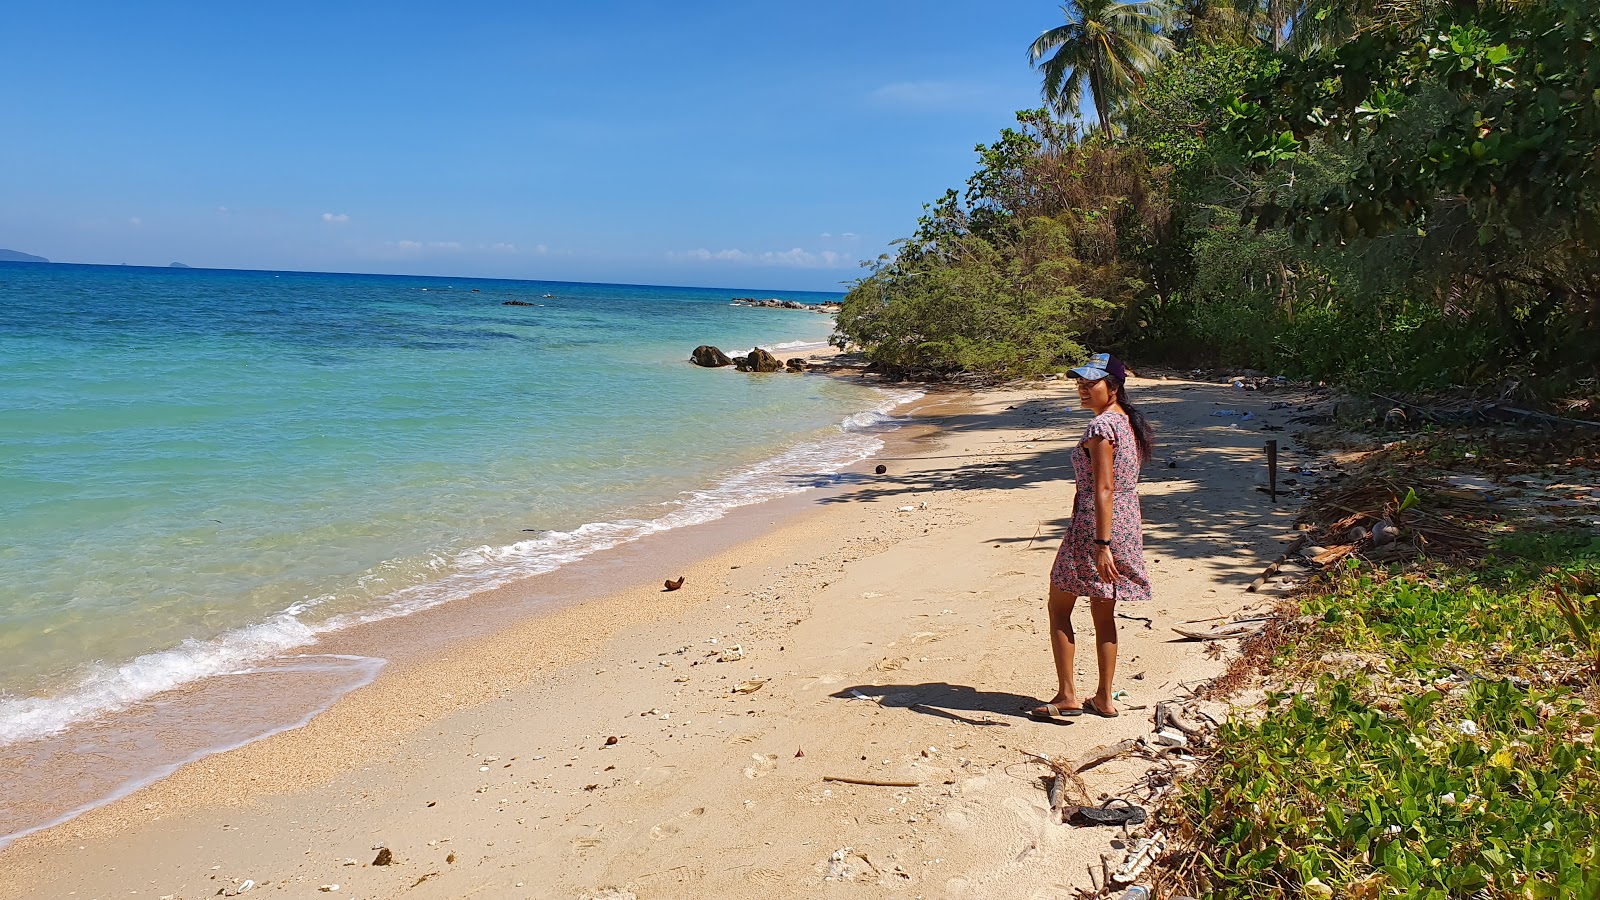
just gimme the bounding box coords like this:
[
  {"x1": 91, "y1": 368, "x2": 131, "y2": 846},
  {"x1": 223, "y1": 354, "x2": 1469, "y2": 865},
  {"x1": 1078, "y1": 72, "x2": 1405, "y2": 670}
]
[{"x1": 794, "y1": 383, "x2": 1320, "y2": 590}]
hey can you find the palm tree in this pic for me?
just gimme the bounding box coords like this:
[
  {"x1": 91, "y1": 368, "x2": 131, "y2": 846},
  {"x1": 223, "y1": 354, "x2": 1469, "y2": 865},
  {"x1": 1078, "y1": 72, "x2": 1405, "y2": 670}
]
[
  {"x1": 1170, "y1": 0, "x2": 1254, "y2": 48},
  {"x1": 1029, "y1": 0, "x2": 1172, "y2": 135},
  {"x1": 1251, "y1": 0, "x2": 1297, "y2": 49}
]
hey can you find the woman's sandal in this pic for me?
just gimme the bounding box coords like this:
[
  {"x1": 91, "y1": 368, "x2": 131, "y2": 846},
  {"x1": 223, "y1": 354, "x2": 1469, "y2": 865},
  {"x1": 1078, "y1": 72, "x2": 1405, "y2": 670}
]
[
  {"x1": 1029, "y1": 702, "x2": 1082, "y2": 720},
  {"x1": 1069, "y1": 797, "x2": 1147, "y2": 827},
  {"x1": 1081, "y1": 697, "x2": 1120, "y2": 718}
]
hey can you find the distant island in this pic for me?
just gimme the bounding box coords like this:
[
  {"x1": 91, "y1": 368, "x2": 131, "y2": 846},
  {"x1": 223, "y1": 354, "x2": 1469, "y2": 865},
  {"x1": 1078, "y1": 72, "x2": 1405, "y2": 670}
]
[
  {"x1": 0, "y1": 249, "x2": 49, "y2": 263},
  {"x1": 169, "y1": 262, "x2": 191, "y2": 268}
]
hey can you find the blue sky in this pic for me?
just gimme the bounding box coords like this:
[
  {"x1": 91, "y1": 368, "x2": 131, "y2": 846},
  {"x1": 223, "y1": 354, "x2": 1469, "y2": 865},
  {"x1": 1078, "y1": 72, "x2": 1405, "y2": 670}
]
[{"x1": 2, "y1": 2, "x2": 1058, "y2": 291}]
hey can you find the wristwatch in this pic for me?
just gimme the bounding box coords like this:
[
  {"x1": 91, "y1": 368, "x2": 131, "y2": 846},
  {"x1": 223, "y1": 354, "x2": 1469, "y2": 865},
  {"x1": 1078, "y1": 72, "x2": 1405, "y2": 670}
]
[{"x1": 1093, "y1": 539, "x2": 1112, "y2": 547}]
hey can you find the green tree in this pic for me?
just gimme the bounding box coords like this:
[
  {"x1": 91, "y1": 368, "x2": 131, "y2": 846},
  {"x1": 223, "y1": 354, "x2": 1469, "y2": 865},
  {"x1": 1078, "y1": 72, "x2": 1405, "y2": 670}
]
[
  {"x1": 1225, "y1": 0, "x2": 1600, "y2": 374},
  {"x1": 1028, "y1": 0, "x2": 1172, "y2": 134}
]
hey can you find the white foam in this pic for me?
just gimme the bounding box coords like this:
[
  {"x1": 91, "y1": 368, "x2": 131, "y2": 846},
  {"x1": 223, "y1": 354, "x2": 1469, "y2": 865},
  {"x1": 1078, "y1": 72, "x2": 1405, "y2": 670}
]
[
  {"x1": 0, "y1": 616, "x2": 317, "y2": 746},
  {"x1": 726, "y1": 338, "x2": 831, "y2": 357},
  {"x1": 0, "y1": 388, "x2": 923, "y2": 749}
]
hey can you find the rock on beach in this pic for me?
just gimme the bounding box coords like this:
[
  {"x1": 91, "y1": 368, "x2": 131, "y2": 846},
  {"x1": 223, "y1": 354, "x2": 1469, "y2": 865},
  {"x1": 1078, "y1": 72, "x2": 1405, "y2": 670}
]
[
  {"x1": 742, "y1": 347, "x2": 783, "y2": 373},
  {"x1": 691, "y1": 345, "x2": 734, "y2": 367}
]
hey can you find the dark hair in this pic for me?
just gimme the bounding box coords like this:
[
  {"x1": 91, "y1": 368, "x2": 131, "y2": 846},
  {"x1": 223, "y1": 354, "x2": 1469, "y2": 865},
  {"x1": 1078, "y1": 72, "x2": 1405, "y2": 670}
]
[{"x1": 1109, "y1": 375, "x2": 1155, "y2": 465}]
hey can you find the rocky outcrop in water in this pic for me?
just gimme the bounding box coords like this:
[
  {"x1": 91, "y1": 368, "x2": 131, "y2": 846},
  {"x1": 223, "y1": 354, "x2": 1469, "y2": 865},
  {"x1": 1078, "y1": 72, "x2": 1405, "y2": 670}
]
[
  {"x1": 735, "y1": 348, "x2": 784, "y2": 373},
  {"x1": 691, "y1": 345, "x2": 734, "y2": 367},
  {"x1": 732, "y1": 297, "x2": 842, "y2": 314},
  {"x1": 503, "y1": 300, "x2": 536, "y2": 307},
  {"x1": 750, "y1": 348, "x2": 784, "y2": 372}
]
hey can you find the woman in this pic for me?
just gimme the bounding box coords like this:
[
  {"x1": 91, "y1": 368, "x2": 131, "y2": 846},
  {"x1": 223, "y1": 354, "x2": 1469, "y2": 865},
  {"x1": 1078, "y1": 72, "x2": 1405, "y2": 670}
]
[{"x1": 1033, "y1": 352, "x2": 1154, "y2": 720}]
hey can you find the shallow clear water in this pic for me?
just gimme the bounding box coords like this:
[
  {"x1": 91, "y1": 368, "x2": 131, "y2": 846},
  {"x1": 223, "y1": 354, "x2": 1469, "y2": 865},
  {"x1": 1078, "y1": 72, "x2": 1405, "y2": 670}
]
[{"x1": 0, "y1": 263, "x2": 906, "y2": 748}]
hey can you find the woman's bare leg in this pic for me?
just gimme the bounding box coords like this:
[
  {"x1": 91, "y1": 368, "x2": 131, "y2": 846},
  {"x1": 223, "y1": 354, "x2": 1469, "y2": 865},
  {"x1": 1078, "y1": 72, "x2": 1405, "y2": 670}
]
[
  {"x1": 1034, "y1": 584, "x2": 1080, "y2": 713},
  {"x1": 1088, "y1": 597, "x2": 1119, "y2": 714}
]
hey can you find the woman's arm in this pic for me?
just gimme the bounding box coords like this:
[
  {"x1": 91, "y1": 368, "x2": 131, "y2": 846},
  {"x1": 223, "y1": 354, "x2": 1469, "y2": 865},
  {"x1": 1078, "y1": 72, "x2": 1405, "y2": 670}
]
[{"x1": 1086, "y1": 435, "x2": 1121, "y2": 583}]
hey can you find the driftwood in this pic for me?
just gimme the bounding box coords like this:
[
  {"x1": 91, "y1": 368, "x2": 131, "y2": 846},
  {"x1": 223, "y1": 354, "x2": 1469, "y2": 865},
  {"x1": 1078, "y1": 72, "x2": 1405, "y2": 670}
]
[
  {"x1": 1155, "y1": 702, "x2": 1207, "y2": 739},
  {"x1": 822, "y1": 776, "x2": 921, "y2": 788},
  {"x1": 1248, "y1": 533, "x2": 1309, "y2": 592},
  {"x1": 1172, "y1": 622, "x2": 1262, "y2": 640},
  {"x1": 1021, "y1": 749, "x2": 1090, "y2": 820},
  {"x1": 1071, "y1": 739, "x2": 1142, "y2": 773}
]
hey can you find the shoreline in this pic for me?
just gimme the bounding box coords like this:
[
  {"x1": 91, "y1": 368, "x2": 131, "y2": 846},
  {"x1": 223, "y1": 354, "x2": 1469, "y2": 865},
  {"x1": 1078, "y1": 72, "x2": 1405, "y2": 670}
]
[
  {"x1": 0, "y1": 340, "x2": 915, "y2": 850},
  {"x1": 1, "y1": 374, "x2": 1323, "y2": 898}
]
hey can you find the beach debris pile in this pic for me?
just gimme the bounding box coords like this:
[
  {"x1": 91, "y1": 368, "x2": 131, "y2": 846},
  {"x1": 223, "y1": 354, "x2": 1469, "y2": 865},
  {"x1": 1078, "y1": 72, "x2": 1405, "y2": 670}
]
[
  {"x1": 1016, "y1": 698, "x2": 1223, "y2": 897},
  {"x1": 1292, "y1": 426, "x2": 1600, "y2": 567},
  {"x1": 1022, "y1": 697, "x2": 1217, "y2": 830}
]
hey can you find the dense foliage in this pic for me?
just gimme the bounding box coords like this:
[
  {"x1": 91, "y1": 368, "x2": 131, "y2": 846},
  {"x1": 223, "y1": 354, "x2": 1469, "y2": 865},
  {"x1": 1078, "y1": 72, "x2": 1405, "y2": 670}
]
[{"x1": 834, "y1": 0, "x2": 1599, "y2": 393}]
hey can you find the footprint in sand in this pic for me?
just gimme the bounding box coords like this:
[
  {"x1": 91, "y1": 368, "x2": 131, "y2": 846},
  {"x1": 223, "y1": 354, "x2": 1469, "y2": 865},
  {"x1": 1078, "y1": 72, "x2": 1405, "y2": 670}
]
[
  {"x1": 572, "y1": 835, "x2": 603, "y2": 854},
  {"x1": 873, "y1": 656, "x2": 909, "y2": 672},
  {"x1": 649, "y1": 822, "x2": 681, "y2": 840},
  {"x1": 746, "y1": 868, "x2": 785, "y2": 887},
  {"x1": 743, "y1": 753, "x2": 779, "y2": 779}
]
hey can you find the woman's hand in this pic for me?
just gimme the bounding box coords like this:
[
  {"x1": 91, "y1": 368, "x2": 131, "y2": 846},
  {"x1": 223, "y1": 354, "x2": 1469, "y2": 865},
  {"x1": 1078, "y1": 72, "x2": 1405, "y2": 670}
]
[{"x1": 1095, "y1": 544, "x2": 1120, "y2": 583}]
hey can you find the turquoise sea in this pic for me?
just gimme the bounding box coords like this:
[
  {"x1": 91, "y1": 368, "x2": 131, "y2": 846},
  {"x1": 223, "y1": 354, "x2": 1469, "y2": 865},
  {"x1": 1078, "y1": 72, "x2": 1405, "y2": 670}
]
[{"x1": 0, "y1": 264, "x2": 913, "y2": 817}]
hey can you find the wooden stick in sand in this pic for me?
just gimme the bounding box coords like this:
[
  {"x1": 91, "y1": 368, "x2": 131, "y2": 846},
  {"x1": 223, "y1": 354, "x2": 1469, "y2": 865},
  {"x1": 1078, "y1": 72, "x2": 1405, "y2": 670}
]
[
  {"x1": 1247, "y1": 533, "x2": 1309, "y2": 593},
  {"x1": 822, "y1": 776, "x2": 922, "y2": 788}
]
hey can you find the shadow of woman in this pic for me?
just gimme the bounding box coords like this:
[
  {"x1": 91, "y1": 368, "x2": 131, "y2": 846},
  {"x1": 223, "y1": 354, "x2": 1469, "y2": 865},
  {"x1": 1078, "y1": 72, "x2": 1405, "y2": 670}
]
[{"x1": 830, "y1": 682, "x2": 1072, "y2": 727}]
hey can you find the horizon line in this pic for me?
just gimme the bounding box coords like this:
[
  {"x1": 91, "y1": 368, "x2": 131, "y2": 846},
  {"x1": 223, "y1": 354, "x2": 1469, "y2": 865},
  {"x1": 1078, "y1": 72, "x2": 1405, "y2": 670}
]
[{"x1": 0, "y1": 259, "x2": 850, "y2": 297}]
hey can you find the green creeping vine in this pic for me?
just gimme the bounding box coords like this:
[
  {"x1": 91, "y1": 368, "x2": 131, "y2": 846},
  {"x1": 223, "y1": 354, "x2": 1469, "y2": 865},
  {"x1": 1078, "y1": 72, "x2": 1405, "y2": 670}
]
[{"x1": 1173, "y1": 535, "x2": 1600, "y2": 899}]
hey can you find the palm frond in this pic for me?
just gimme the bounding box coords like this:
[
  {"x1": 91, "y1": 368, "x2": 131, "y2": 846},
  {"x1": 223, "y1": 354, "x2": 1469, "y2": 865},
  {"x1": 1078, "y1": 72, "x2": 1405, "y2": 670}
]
[{"x1": 1028, "y1": 0, "x2": 1172, "y2": 132}]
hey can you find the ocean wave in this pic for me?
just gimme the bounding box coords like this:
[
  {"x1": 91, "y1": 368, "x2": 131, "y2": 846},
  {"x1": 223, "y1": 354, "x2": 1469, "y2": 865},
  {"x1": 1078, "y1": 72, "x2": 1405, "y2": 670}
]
[
  {"x1": 726, "y1": 338, "x2": 830, "y2": 357},
  {"x1": 0, "y1": 616, "x2": 318, "y2": 746},
  {"x1": 0, "y1": 388, "x2": 923, "y2": 748}
]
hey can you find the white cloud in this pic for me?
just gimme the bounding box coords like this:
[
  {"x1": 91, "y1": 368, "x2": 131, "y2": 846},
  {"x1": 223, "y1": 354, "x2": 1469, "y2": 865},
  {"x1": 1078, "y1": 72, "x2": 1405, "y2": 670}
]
[
  {"x1": 484, "y1": 242, "x2": 519, "y2": 253},
  {"x1": 759, "y1": 248, "x2": 845, "y2": 268},
  {"x1": 535, "y1": 244, "x2": 549, "y2": 255},
  {"x1": 820, "y1": 232, "x2": 832, "y2": 239},
  {"x1": 428, "y1": 241, "x2": 462, "y2": 250},
  {"x1": 395, "y1": 240, "x2": 423, "y2": 250},
  {"x1": 841, "y1": 232, "x2": 858, "y2": 240},
  {"x1": 671, "y1": 246, "x2": 850, "y2": 269},
  {"x1": 321, "y1": 212, "x2": 350, "y2": 223},
  {"x1": 870, "y1": 81, "x2": 984, "y2": 109},
  {"x1": 673, "y1": 248, "x2": 749, "y2": 261},
  {"x1": 129, "y1": 217, "x2": 142, "y2": 226}
]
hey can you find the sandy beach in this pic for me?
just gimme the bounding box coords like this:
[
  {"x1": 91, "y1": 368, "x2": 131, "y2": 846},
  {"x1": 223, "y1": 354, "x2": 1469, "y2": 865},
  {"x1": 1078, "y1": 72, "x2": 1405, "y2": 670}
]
[{"x1": 0, "y1": 373, "x2": 1317, "y2": 899}]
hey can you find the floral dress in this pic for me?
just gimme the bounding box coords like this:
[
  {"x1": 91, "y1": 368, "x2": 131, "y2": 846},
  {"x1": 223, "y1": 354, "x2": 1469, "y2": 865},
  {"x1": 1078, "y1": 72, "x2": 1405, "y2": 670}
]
[{"x1": 1050, "y1": 410, "x2": 1152, "y2": 602}]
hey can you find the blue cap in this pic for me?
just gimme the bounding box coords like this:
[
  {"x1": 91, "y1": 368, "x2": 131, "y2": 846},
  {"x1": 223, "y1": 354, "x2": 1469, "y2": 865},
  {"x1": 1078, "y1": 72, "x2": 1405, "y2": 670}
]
[{"x1": 1071, "y1": 352, "x2": 1126, "y2": 381}]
